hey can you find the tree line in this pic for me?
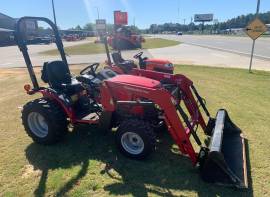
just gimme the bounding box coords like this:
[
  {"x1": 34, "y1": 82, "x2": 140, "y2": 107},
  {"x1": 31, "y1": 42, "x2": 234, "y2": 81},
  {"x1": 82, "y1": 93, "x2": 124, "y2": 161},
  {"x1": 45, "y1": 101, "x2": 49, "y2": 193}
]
[
  {"x1": 147, "y1": 11, "x2": 270, "y2": 34},
  {"x1": 69, "y1": 23, "x2": 140, "y2": 34},
  {"x1": 68, "y1": 11, "x2": 270, "y2": 34}
]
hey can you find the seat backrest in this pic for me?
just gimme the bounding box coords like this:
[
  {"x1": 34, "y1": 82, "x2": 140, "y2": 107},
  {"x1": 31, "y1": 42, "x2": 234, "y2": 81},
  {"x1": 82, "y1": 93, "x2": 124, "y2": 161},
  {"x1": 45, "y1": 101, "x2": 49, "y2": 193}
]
[
  {"x1": 41, "y1": 61, "x2": 71, "y2": 88},
  {"x1": 111, "y1": 52, "x2": 124, "y2": 64}
]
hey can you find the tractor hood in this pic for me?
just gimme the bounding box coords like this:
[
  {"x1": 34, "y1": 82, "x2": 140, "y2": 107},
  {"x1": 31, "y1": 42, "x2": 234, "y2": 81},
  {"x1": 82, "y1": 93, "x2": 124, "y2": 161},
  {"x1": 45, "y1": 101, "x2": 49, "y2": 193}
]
[
  {"x1": 145, "y1": 58, "x2": 171, "y2": 65},
  {"x1": 108, "y1": 75, "x2": 161, "y2": 88}
]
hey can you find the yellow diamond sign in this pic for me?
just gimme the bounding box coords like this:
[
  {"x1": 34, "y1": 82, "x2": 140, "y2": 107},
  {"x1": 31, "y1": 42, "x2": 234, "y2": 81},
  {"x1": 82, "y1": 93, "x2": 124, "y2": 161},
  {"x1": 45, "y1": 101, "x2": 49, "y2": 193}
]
[{"x1": 245, "y1": 18, "x2": 268, "y2": 40}]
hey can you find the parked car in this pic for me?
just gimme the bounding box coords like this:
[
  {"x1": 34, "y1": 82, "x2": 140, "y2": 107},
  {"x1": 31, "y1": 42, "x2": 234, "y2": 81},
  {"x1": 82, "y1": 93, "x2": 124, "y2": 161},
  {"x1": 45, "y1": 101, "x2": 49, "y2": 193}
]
[{"x1": 27, "y1": 37, "x2": 52, "y2": 45}]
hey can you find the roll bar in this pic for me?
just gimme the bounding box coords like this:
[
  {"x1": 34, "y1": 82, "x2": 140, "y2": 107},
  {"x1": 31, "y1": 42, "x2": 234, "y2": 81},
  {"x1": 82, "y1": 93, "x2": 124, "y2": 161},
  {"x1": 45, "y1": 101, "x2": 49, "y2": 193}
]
[{"x1": 15, "y1": 16, "x2": 68, "y2": 89}]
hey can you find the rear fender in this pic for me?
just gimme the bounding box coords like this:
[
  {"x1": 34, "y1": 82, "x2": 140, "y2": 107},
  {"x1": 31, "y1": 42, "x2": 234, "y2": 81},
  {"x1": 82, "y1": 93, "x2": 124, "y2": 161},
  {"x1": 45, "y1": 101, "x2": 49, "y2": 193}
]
[{"x1": 29, "y1": 89, "x2": 76, "y2": 123}]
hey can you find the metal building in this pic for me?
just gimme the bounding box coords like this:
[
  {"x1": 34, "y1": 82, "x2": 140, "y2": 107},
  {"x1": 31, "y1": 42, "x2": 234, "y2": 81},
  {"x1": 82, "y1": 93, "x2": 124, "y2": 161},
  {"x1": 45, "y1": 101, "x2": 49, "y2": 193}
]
[{"x1": 0, "y1": 12, "x2": 16, "y2": 46}]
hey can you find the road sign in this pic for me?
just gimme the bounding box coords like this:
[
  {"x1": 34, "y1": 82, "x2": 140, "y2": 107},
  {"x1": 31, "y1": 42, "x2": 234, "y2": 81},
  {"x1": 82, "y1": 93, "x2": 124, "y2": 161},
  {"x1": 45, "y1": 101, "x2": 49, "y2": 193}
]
[
  {"x1": 96, "y1": 19, "x2": 106, "y2": 31},
  {"x1": 245, "y1": 18, "x2": 267, "y2": 40},
  {"x1": 194, "y1": 14, "x2": 213, "y2": 22},
  {"x1": 114, "y1": 11, "x2": 128, "y2": 25},
  {"x1": 248, "y1": 0, "x2": 263, "y2": 73}
]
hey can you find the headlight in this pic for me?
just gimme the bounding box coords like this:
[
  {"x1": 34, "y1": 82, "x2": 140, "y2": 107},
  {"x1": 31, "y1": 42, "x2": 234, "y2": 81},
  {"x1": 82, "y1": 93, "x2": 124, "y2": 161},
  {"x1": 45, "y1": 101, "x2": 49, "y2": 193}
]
[{"x1": 164, "y1": 63, "x2": 174, "y2": 68}]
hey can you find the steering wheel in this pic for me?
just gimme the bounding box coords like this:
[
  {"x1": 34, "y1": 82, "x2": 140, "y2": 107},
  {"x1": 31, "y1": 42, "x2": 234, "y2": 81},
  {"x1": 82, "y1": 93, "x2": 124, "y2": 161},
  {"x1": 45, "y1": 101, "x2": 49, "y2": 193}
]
[
  {"x1": 80, "y1": 63, "x2": 100, "y2": 76},
  {"x1": 133, "y1": 51, "x2": 143, "y2": 59}
]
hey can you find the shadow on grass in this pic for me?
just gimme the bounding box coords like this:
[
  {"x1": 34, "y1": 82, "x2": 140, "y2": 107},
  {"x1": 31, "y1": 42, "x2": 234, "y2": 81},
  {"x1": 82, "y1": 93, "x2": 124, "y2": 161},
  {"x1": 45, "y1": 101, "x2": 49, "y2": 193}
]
[
  {"x1": 25, "y1": 126, "x2": 253, "y2": 197},
  {"x1": 249, "y1": 70, "x2": 270, "y2": 77}
]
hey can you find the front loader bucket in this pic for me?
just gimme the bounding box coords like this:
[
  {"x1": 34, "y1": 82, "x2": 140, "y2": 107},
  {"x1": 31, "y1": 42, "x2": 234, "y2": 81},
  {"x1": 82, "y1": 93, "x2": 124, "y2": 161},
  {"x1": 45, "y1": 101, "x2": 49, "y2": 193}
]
[{"x1": 200, "y1": 109, "x2": 248, "y2": 188}]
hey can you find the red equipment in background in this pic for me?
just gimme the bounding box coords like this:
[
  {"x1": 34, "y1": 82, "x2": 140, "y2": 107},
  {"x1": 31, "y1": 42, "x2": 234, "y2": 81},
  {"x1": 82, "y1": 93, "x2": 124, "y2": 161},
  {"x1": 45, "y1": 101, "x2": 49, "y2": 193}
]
[
  {"x1": 108, "y1": 10, "x2": 145, "y2": 50},
  {"x1": 114, "y1": 11, "x2": 128, "y2": 25},
  {"x1": 63, "y1": 34, "x2": 83, "y2": 42},
  {"x1": 103, "y1": 36, "x2": 174, "y2": 74},
  {"x1": 106, "y1": 51, "x2": 174, "y2": 74},
  {"x1": 102, "y1": 34, "x2": 174, "y2": 74}
]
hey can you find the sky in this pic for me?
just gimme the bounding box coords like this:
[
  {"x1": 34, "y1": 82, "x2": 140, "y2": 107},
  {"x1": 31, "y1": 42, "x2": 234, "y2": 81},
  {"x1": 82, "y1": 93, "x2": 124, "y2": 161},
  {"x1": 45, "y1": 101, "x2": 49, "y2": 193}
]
[{"x1": 1, "y1": 0, "x2": 270, "y2": 29}]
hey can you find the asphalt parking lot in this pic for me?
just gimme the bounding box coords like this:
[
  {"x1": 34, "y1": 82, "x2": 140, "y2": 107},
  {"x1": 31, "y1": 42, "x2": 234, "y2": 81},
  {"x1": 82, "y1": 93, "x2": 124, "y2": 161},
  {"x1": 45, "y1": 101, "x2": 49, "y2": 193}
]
[
  {"x1": 0, "y1": 39, "x2": 92, "y2": 68},
  {"x1": 153, "y1": 34, "x2": 270, "y2": 60},
  {"x1": 0, "y1": 35, "x2": 269, "y2": 71}
]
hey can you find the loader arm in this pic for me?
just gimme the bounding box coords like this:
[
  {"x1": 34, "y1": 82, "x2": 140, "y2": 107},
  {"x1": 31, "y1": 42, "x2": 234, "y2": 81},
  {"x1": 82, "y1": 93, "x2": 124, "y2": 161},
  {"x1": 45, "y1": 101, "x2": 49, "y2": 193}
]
[
  {"x1": 100, "y1": 72, "x2": 248, "y2": 188},
  {"x1": 131, "y1": 68, "x2": 208, "y2": 130}
]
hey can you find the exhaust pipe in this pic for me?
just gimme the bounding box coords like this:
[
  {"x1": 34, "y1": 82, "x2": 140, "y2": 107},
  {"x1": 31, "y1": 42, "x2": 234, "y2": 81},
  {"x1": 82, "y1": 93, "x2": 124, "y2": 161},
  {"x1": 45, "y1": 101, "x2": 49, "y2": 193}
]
[{"x1": 200, "y1": 109, "x2": 248, "y2": 188}]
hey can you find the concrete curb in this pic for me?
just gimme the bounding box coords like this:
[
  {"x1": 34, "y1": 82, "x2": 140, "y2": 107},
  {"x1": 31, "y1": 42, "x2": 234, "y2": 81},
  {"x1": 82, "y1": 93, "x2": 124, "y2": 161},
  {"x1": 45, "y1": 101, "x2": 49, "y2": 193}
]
[{"x1": 184, "y1": 42, "x2": 270, "y2": 61}]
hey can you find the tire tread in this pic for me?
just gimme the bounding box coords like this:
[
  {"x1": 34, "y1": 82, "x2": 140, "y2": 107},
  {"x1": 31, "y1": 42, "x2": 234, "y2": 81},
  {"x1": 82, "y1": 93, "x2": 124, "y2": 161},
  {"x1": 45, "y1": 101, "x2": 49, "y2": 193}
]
[{"x1": 21, "y1": 98, "x2": 68, "y2": 144}]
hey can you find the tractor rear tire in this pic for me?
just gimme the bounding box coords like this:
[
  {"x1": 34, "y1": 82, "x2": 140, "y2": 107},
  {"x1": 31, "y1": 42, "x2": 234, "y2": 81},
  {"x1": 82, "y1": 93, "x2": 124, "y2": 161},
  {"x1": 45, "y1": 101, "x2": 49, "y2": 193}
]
[
  {"x1": 22, "y1": 98, "x2": 68, "y2": 145},
  {"x1": 115, "y1": 119, "x2": 156, "y2": 160}
]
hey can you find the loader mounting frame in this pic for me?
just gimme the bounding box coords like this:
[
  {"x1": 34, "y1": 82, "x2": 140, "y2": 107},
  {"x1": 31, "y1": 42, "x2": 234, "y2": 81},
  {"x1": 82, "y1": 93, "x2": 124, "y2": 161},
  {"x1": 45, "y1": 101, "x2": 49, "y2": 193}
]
[{"x1": 100, "y1": 69, "x2": 248, "y2": 188}]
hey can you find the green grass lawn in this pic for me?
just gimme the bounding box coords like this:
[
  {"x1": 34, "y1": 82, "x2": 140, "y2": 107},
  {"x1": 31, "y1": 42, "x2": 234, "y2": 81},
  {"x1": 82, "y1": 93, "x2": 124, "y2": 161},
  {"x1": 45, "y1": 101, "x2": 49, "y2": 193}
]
[
  {"x1": 142, "y1": 38, "x2": 180, "y2": 49},
  {"x1": 41, "y1": 41, "x2": 106, "y2": 56},
  {"x1": 0, "y1": 65, "x2": 269, "y2": 196},
  {"x1": 41, "y1": 38, "x2": 180, "y2": 56}
]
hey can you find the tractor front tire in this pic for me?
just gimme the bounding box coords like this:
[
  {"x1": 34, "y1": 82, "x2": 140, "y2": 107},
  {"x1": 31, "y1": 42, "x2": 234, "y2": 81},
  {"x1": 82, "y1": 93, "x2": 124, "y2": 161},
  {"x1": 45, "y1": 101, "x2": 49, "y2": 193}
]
[
  {"x1": 115, "y1": 119, "x2": 156, "y2": 160},
  {"x1": 22, "y1": 98, "x2": 68, "y2": 145}
]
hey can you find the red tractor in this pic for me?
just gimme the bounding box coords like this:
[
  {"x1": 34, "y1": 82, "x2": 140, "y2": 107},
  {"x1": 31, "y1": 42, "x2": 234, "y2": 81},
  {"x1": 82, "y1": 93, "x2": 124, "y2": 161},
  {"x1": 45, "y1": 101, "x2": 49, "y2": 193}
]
[
  {"x1": 102, "y1": 36, "x2": 174, "y2": 74},
  {"x1": 108, "y1": 11, "x2": 145, "y2": 50},
  {"x1": 16, "y1": 17, "x2": 248, "y2": 188},
  {"x1": 106, "y1": 51, "x2": 174, "y2": 74},
  {"x1": 107, "y1": 26, "x2": 145, "y2": 50}
]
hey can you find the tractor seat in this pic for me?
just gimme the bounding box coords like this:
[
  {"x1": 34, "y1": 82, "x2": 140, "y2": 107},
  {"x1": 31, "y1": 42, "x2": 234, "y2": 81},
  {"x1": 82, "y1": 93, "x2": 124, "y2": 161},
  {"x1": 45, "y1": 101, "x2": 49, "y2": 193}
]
[
  {"x1": 41, "y1": 61, "x2": 83, "y2": 94},
  {"x1": 117, "y1": 62, "x2": 136, "y2": 74},
  {"x1": 111, "y1": 51, "x2": 125, "y2": 63},
  {"x1": 111, "y1": 52, "x2": 137, "y2": 74}
]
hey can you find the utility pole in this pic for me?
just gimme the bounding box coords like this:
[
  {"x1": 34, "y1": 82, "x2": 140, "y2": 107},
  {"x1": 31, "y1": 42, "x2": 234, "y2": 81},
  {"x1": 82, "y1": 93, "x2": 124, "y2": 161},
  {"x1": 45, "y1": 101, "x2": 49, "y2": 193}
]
[
  {"x1": 133, "y1": 17, "x2": 136, "y2": 27},
  {"x1": 249, "y1": 0, "x2": 260, "y2": 73},
  {"x1": 177, "y1": 0, "x2": 180, "y2": 24},
  {"x1": 190, "y1": 17, "x2": 193, "y2": 31},
  {"x1": 51, "y1": 0, "x2": 57, "y2": 26},
  {"x1": 201, "y1": 22, "x2": 205, "y2": 34},
  {"x1": 94, "y1": 7, "x2": 100, "y2": 19}
]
